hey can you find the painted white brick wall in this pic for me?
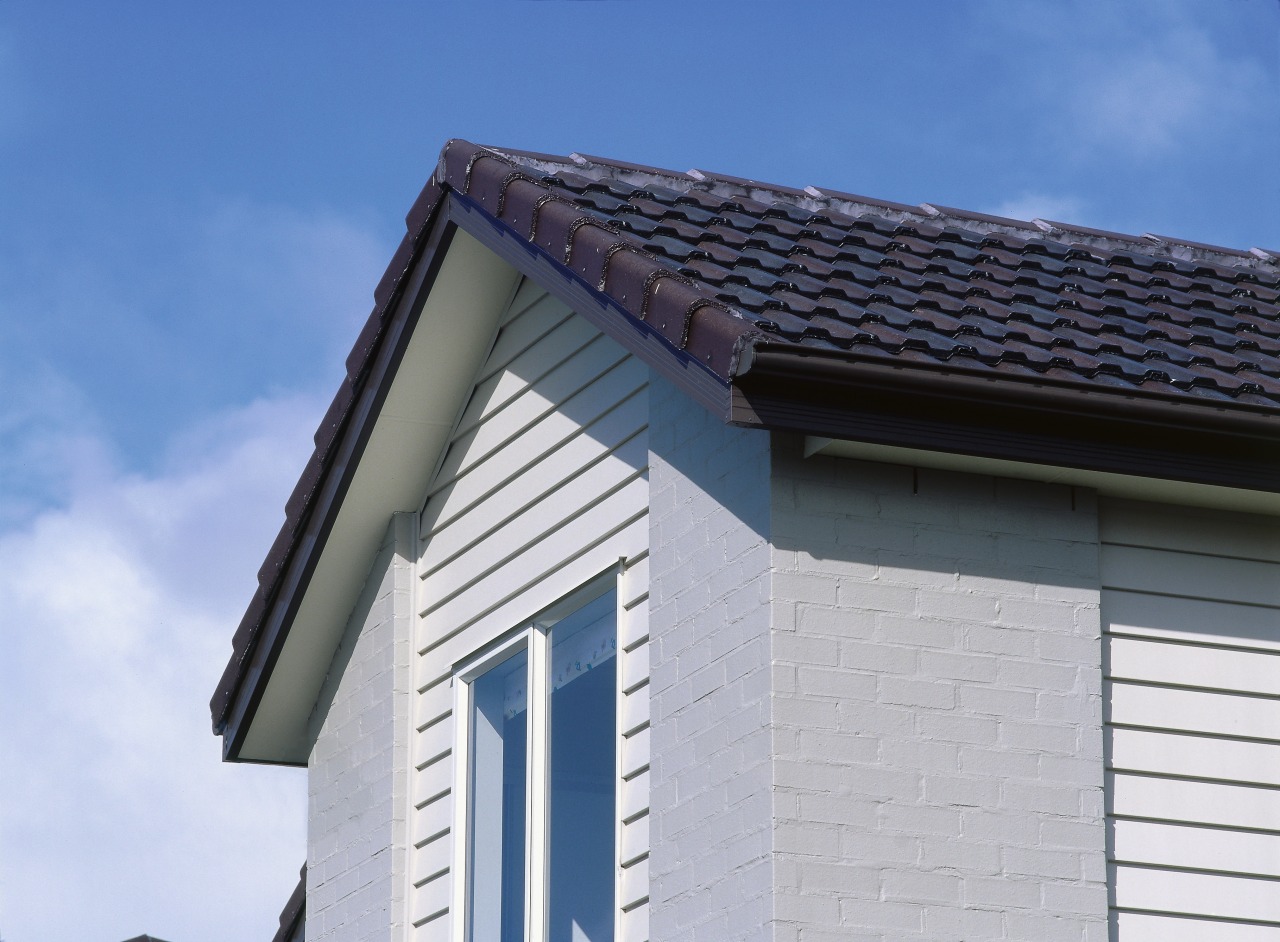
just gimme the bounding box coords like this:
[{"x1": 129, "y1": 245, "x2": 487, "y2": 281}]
[
  {"x1": 306, "y1": 513, "x2": 415, "y2": 942},
  {"x1": 648, "y1": 375, "x2": 775, "y2": 942},
  {"x1": 770, "y1": 439, "x2": 1108, "y2": 942}
]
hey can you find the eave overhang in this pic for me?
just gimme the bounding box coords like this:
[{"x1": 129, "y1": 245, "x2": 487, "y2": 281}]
[
  {"x1": 214, "y1": 204, "x2": 525, "y2": 763},
  {"x1": 731, "y1": 344, "x2": 1280, "y2": 495}
]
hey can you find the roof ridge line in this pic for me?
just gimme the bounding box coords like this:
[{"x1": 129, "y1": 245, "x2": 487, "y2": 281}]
[{"x1": 480, "y1": 144, "x2": 1276, "y2": 276}]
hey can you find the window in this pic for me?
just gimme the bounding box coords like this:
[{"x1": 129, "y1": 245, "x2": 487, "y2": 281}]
[{"x1": 456, "y1": 588, "x2": 618, "y2": 942}]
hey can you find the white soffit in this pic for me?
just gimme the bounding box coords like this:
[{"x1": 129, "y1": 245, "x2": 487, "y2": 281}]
[
  {"x1": 239, "y1": 229, "x2": 522, "y2": 762},
  {"x1": 805, "y1": 437, "x2": 1280, "y2": 518}
]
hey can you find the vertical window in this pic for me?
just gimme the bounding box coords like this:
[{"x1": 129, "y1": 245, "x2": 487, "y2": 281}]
[
  {"x1": 461, "y1": 588, "x2": 617, "y2": 942},
  {"x1": 467, "y1": 648, "x2": 528, "y2": 942},
  {"x1": 548, "y1": 593, "x2": 617, "y2": 942}
]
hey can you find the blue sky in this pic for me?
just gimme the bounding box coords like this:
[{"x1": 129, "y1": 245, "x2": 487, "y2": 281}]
[{"x1": 0, "y1": 2, "x2": 1276, "y2": 940}]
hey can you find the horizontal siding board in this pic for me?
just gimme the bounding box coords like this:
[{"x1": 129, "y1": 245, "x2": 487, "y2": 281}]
[
  {"x1": 1107, "y1": 680, "x2": 1280, "y2": 742},
  {"x1": 463, "y1": 308, "x2": 596, "y2": 420},
  {"x1": 621, "y1": 555, "x2": 649, "y2": 609},
  {"x1": 476, "y1": 289, "x2": 570, "y2": 380},
  {"x1": 1112, "y1": 819, "x2": 1280, "y2": 878},
  {"x1": 1108, "y1": 728, "x2": 1280, "y2": 789},
  {"x1": 411, "y1": 759, "x2": 450, "y2": 808},
  {"x1": 411, "y1": 830, "x2": 452, "y2": 886},
  {"x1": 621, "y1": 900, "x2": 649, "y2": 942},
  {"x1": 620, "y1": 813, "x2": 649, "y2": 866},
  {"x1": 1109, "y1": 771, "x2": 1280, "y2": 832},
  {"x1": 1112, "y1": 863, "x2": 1280, "y2": 924},
  {"x1": 422, "y1": 362, "x2": 646, "y2": 540},
  {"x1": 502, "y1": 277, "x2": 546, "y2": 323},
  {"x1": 622, "y1": 724, "x2": 651, "y2": 779},
  {"x1": 421, "y1": 433, "x2": 648, "y2": 588},
  {"x1": 1101, "y1": 544, "x2": 1280, "y2": 607},
  {"x1": 412, "y1": 791, "x2": 453, "y2": 848},
  {"x1": 622, "y1": 640, "x2": 649, "y2": 694},
  {"x1": 1112, "y1": 911, "x2": 1280, "y2": 941},
  {"x1": 1102, "y1": 500, "x2": 1280, "y2": 938},
  {"x1": 425, "y1": 341, "x2": 639, "y2": 494},
  {"x1": 418, "y1": 516, "x2": 647, "y2": 663},
  {"x1": 1105, "y1": 589, "x2": 1280, "y2": 654},
  {"x1": 621, "y1": 600, "x2": 649, "y2": 652},
  {"x1": 620, "y1": 856, "x2": 650, "y2": 910},
  {"x1": 423, "y1": 391, "x2": 647, "y2": 555},
  {"x1": 414, "y1": 716, "x2": 454, "y2": 768},
  {"x1": 621, "y1": 684, "x2": 651, "y2": 736},
  {"x1": 1100, "y1": 499, "x2": 1280, "y2": 563},
  {"x1": 414, "y1": 674, "x2": 453, "y2": 729},
  {"x1": 420, "y1": 502, "x2": 648, "y2": 642},
  {"x1": 621, "y1": 769, "x2": 650, "y2": 823},
  {"x1": 1108, "y1": 635, "x2": 1280, "y2": 697},
  {"x1": 409, "y1": 868, "x2": 451, "y2": 927}
]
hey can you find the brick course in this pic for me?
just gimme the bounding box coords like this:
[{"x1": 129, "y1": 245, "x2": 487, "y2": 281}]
[
  {"x1": 770, "y1": 440, "x2": 1106, "y2": 941},
  {"x1": 648, "y1": 409, "x2": 1108, "y2": 941},
  {"x1": 306, "y1": 513, "x2": 415, "y2": 942}
]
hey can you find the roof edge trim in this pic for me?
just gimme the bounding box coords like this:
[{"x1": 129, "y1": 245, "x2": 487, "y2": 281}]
[
  {"x1": 214, "y1": 209, "x2": 460, "y2": 758},
  {"x1": 733, "y1": 346, "x2": 1280, "y2": 494}
]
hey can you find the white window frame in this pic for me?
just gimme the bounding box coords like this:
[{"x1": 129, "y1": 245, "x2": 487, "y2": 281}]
[{"x1": 450, "y1": 574, "x2": 620, "y2": 942}]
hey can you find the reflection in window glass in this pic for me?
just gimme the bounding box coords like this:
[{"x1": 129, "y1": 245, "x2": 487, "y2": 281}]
[
  {"x1": 548, "y1": 592, "x2": 617, "y2": 942},
  {"x1": 469, "y1": 648, "x2": 528, "y2": 942}
]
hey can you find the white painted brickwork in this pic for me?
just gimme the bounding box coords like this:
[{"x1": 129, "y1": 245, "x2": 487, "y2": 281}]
[
  {"x1": 648, "y1": 375, "x2": 775, "y2": 942},
  {"x1": 306, "y1": 512, "x2": 416, "y2": 942},
  {"x1": 770, "y1": 442, "x2": 1108, "y2": 942}
]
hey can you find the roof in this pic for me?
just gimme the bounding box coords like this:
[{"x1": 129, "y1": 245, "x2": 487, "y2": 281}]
[
  {"x1": 269, "y1": 865, "x2": 306, "y2": 942},
  {"x1": 210, "y1": 139, "x2": 1280, "y2": 756},
  {"x1": 451, "y1": 143, "x2": 1280, "y2": 407}
]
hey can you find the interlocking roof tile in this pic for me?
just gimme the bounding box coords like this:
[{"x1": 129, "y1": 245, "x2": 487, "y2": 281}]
[{"x1": 437, "y1": 141, "x2": 1278, "y2": 409}]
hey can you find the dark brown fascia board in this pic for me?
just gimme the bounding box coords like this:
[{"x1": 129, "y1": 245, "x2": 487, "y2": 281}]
[
  {"x1": 216, "y1": 208, "x2": 459, "y2": 762},
  {"x1": 732, "y1": 346, "x2": 1280, "y2": 493}
]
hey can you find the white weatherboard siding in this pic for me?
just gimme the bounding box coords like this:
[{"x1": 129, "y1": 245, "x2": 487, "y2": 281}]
[
  {"x1": 1101, "y1": 499, "x2": 1280, "y2": 940},
  {"x1": 406, "y1": 282, "x2": 651, "y2": 941}
]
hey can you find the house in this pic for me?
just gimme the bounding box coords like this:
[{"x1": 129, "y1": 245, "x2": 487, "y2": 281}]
[{"x1": 210, "y1": 140, "x2": 1280, "y2": 942}]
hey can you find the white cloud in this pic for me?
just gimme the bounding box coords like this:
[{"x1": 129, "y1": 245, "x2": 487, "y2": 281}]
[
  {"x1": 973, "y1": 0, "x2": 1272, "y2": 161},
  {"x1": 1069, "y1": 23, "x2": 1267, "y2": 155},
  {"x1": 185, "y1": 199, "x2": 390, "y2": 368},
  {"x1": 0, "y1": 391, "x2": 322, "y2": 942},
  {"x1": 986, "y1": 193, "x2": 1086, "y2": 226}
]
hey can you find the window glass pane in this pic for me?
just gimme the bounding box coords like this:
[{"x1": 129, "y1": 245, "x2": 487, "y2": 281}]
[
  {"x1": 548, "y1": 592, "x2": 617, "y2": 942},
  {"x1": 468, "y1": 648, "x2": 528, "y2": 942}
]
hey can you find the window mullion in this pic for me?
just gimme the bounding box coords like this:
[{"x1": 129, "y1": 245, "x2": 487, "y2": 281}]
[{"x1": 525, "y1": 625, "x2": 551, "y2": 942}]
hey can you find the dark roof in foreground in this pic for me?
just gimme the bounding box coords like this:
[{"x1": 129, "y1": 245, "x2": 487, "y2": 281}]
[
  {"x1": 211, "y1": 139, "x2": 1280, "y2": 738},
  {"x1": 270, "y1": 864, "x2": 306, "y2": 942}
]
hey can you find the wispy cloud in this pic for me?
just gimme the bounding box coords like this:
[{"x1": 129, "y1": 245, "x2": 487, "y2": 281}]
[
  {"x1": 986, "y1": 193, "x2": 1087, "y2": 227},
  {"x1": 0, "y1": 391, "x2": 319, "y2": 942},
  {"x1": 974, "y1": 0, "x2": 1272, "y2": 161},
  {"x1": 0, "y1": 196, "x2": 390, "y2": 527},
  {"x1": 1068, "y1": 23, "x2": 1267, "y2": 156}
]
